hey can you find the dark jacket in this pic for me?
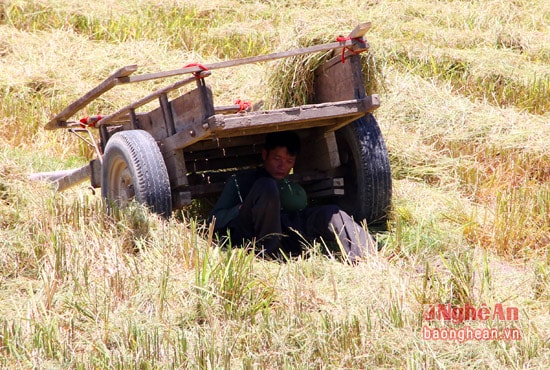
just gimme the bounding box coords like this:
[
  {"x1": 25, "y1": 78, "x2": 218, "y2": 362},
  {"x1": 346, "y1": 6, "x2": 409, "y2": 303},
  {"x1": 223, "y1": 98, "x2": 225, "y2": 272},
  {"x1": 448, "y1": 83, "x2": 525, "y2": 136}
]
[
  {"x1": 209, "y1": 168, "x2": 271, "y2": 230},
  {"x1": 209, "y1": 167, "x2": 307, "y2": 231}
]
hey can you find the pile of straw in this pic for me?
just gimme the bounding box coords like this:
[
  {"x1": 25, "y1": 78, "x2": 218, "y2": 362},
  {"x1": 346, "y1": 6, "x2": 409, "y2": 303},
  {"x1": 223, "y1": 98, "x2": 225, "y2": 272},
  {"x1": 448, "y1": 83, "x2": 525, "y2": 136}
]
[{"x1": 266, "y1": 33, "x2": 384, "y2": 109}]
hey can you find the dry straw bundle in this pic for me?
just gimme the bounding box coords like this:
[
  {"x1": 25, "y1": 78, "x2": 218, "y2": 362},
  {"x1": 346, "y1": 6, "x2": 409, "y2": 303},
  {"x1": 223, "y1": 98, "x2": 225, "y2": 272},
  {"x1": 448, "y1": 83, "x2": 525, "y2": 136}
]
[{"x1": 266, "y1": 30, "x2": 384, "y2": 109}]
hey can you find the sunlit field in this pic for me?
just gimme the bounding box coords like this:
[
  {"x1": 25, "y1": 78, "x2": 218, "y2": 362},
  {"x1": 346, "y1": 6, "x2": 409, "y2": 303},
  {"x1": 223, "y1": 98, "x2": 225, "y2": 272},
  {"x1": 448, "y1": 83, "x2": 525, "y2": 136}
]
[{"x1": 1, "y1": 0, "x2": 549, "y2": 368}]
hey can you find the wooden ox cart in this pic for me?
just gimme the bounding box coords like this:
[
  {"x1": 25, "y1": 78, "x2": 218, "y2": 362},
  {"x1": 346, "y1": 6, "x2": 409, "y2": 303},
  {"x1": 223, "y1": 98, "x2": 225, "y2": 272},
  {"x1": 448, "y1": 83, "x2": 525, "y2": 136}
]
[{"x1": 34, "y1": 22, "x2": 392, "y2": 225}]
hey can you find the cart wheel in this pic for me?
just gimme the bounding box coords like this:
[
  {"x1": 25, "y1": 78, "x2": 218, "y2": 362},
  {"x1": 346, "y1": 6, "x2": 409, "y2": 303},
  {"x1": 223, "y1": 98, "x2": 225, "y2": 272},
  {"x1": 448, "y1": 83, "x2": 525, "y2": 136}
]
[
  {"x1": 335, "y1": 114, "x2": 392, "y2": 225},
  {"x1": 101, "y1": 130, "x2": 172, "y2": 217}
]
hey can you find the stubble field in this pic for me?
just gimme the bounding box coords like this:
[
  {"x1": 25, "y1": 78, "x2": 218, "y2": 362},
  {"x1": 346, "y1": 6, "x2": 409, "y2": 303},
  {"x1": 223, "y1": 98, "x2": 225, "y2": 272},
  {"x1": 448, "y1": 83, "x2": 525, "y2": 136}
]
[{"x1": 0, "y1": 0, "x2": 549, "y2": 368}]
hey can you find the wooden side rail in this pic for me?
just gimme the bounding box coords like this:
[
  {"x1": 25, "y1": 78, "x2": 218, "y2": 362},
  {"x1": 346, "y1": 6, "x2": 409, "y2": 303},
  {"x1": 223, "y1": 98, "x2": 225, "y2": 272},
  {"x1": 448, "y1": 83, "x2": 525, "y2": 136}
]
[
  {"x1": 45, "y1": 65, "x2": 138, "y2": 130},
  {"x1": 119, "y1": 24, "x2": 370, "y2": 84},
  {"x1": 204, "y1": 96, "x2": 380, "y2": 140},
  {"x1": 185, "y1": 170, "x2": 345, "y2": 199},
  {"x1": 96, "y1": 71, "x2": 211, "y2": 128},
  {"x1": 44, "y1": 22, "x2": 371, "y2": 130}
]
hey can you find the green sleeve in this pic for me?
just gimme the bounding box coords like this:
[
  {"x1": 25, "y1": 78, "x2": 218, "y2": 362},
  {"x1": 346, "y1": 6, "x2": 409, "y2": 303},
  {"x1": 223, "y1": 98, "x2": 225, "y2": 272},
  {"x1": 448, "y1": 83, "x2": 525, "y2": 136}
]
[{"x1": 209, "y1": 175, "x2": 242, "y2": 230}]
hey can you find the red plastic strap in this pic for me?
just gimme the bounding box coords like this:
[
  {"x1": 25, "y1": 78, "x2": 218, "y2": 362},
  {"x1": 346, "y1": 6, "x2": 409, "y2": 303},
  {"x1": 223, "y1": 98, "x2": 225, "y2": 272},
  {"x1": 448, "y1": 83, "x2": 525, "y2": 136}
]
[
  {"x1": 79, "y1": 115, "x2": 103, "y2": 128},
  {"x1": 183, "y1": 62, "x2": 209, "y2": 78},
  {"x1": 234, "y1": 99, "x2": 251, "y2": 113},
  {"x1": 336, "y1": 36, "x2": 364, "y2": 63}
]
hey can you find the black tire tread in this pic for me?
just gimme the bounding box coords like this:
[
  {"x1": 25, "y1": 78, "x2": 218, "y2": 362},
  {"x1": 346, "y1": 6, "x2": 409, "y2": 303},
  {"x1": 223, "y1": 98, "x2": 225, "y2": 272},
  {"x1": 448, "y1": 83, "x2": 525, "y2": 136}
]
[
  {"x1": 336, "y1": 114, "x2": 392, "y2": 225},
  {"x1": 102, "y1": 130, "x2": 172, "y2": 217}
]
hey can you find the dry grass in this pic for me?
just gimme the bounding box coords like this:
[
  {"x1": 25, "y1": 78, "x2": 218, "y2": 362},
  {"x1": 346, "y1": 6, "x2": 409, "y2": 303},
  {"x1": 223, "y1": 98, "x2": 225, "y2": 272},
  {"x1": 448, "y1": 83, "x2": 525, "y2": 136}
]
[{"x1": 1, "y1": 0, "x2": 549, "y2": 368}]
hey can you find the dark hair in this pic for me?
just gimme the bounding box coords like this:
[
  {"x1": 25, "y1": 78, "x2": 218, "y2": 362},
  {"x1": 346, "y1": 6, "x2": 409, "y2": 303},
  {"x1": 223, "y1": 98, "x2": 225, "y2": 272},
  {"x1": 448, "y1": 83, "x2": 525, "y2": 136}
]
[{"x1": 264, "y1": 131, "x2": 301, "y2": 156}]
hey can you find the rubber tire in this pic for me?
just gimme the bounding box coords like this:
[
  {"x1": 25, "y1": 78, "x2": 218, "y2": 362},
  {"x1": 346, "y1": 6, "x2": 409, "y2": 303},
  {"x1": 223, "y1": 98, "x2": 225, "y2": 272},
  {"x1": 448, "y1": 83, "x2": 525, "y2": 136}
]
[
  {"x1": 335, "y1": 114, "x2": 392, "y2": 225},
  {"x1": 101, "y1": 130, "x2": 172, "y2": 217}
]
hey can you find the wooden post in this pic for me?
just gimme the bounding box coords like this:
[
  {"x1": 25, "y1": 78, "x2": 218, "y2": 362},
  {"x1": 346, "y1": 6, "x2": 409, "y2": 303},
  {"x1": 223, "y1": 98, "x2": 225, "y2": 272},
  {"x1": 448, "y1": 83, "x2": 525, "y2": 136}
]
[
  {"x1": 160, "y1": 93, "x2": 176, "y2": 137},
  {"x1": 314, "y1": 54, "x2": 367, "y2": 103}
]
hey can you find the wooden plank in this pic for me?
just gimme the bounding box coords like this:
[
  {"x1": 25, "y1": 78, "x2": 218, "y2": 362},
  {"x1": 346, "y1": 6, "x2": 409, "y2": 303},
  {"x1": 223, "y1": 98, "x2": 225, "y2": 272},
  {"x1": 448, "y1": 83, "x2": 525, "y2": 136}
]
[
  {"x1": 187, "y1": 175, "x2": 345, "y2": 199},
  {"x1": 196, "y1": 78, "x2": 215, "y2": 120},
  {"x1": 208, "y1": 116, "x2": 351, "y2": 139},
  {"x1": 348, "y1": 22, "x2": 372, "y2": 38},
  {"x1": 55, "y1": 164, "x2": 91, "y2": 191},
  {"x1": 120, "y1": 39, "x2": 362, "y2": 84},
  {"x1": 96, "y1": 73, "x2": 206, "y2": 128},
  {"x1": 160, "y1": 93, "x2": 176, "y2": 137},
  {"x1": 314, "y1": 54, "x2": 366, "y2": 103},
  {"x1": 185, "y1": 134, "x2": 266, "y2": 152},
  {"x1": 305, "y1": 178, "x2": 344, "y2": 192},
  {"x1": 170, "y1": 87, "x2": 212, "y2": 135},
  {"x1": 295, "y1": 130, "x2": 340, "y2": 172},
  {"x1": 308, "y1": 188, "x2": 345, "y2": 197},
  {"x1": 288, "y1": 168, "x2": 344, "y2": 183},
  {"x1": 161, "y1": 148, "x2": 189, "y2": 189},
  {"x1": 209, "y1": 98, "x2": 378, "y2": 136},
  {"x1": 136, "y1": 112, "x2": 167, "y2": 140},
  {"x1": 184, "y1": 145, "x2": 261, "y2": 162},
  {"x1": 186, "y1": 154, "x2": 261, "y2": 173},
  {"x1": 215, "y1": 104, "x2": 248, "y2": 114},
  {"x1": 29, "y1": 162, "x2": 99, "y2": 191},
  {"x1": 29, "y1": 169, "x2": 79, "y2": 182},
  {"x1": 45, "y1": 65, "x2": 138, "y2": 130},
  {"x1": 161, "y1": 124, "x2": 212, "y2": 152}
]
